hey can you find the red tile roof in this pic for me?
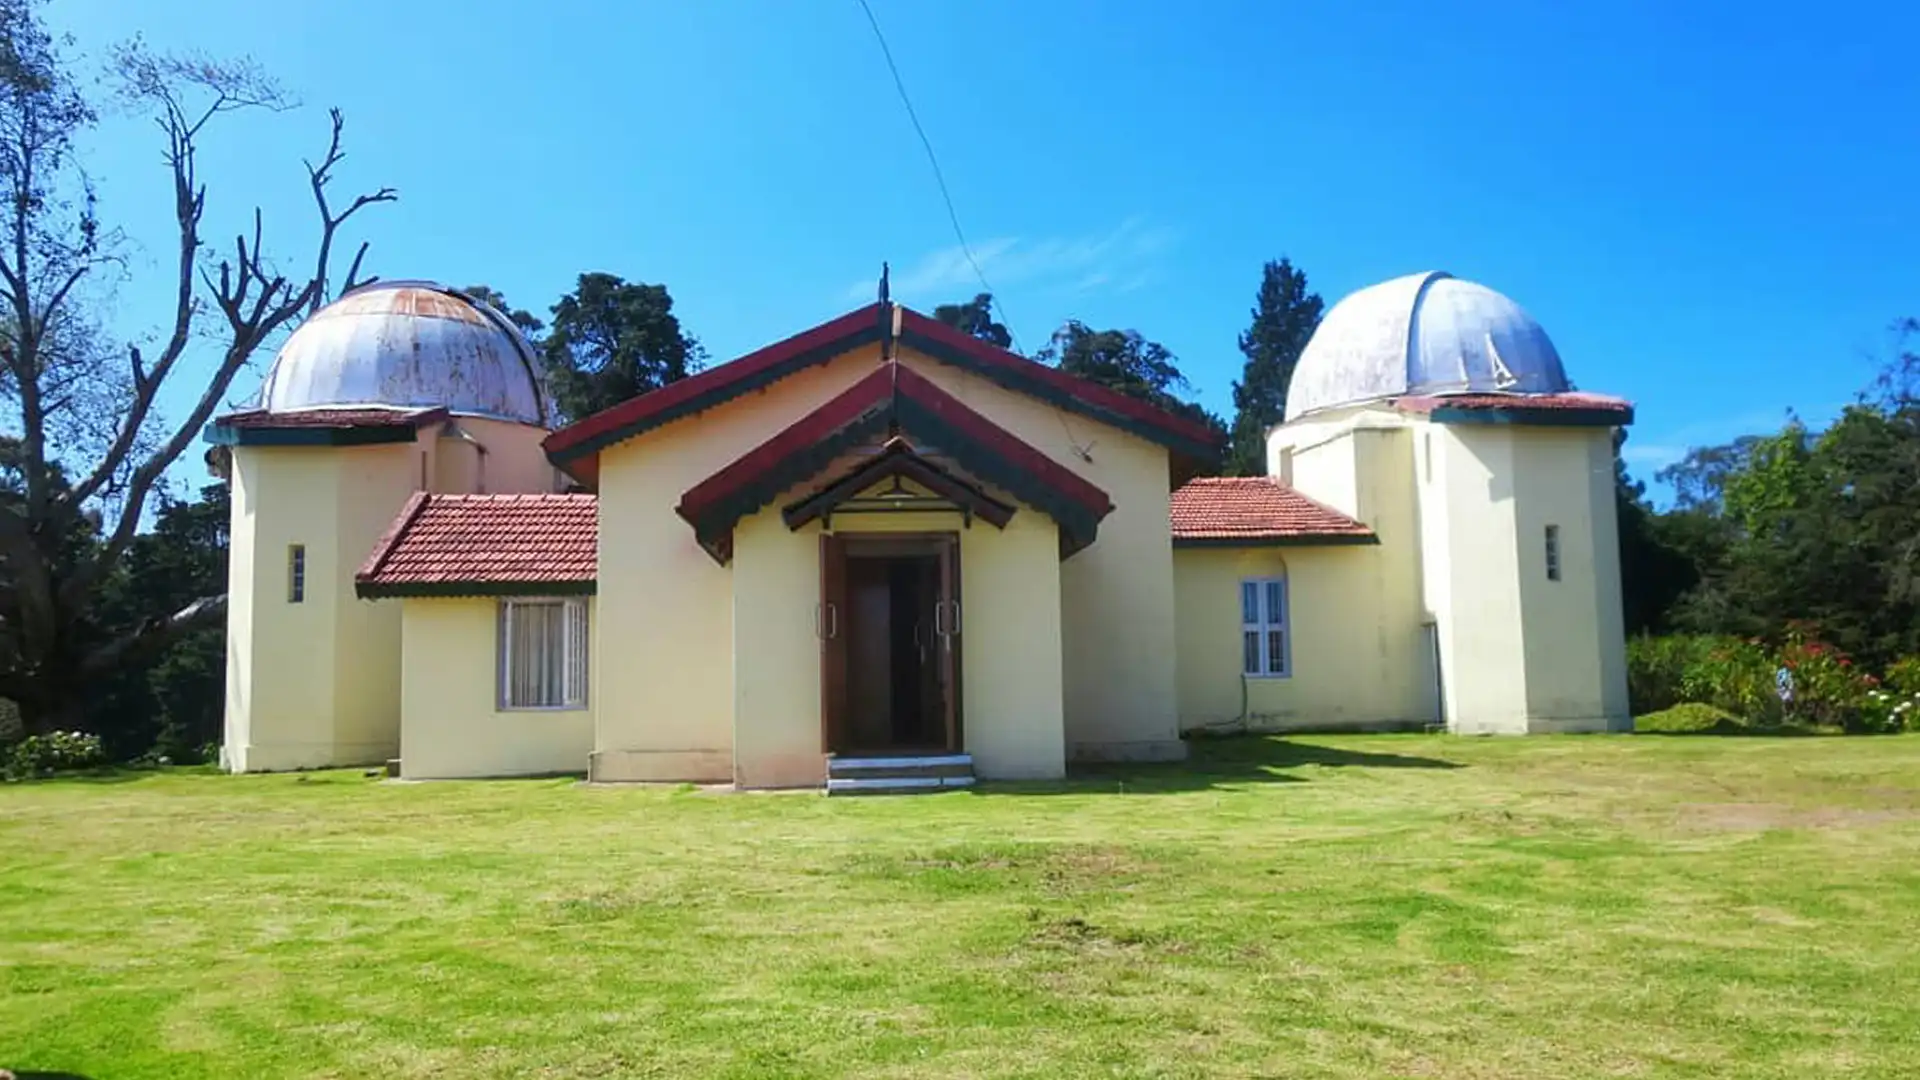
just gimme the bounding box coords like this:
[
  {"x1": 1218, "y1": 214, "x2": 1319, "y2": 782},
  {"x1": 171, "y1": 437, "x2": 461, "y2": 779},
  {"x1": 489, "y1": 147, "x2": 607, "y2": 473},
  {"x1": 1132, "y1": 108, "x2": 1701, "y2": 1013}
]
[
  {"x1": 1392, "y1": 392, "x2": 1633, "y2": 424},
  {"x1": 1169, "y1": 477, "x2": 1375, "y2": 545},
  {"x1": 355, "y1": 493, "x2": 597, "y2": 597},
  {"x1": 214, "y1": 406, "x2": 448, "y2": 430}
]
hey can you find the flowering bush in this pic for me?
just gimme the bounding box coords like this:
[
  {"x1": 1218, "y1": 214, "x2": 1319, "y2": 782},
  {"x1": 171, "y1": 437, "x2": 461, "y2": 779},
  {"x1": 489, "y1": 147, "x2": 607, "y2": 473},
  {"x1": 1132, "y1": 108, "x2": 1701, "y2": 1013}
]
[
  {"x1": 5, "y1": 730, "x2": 106, "y2": 779},
  {"x1": 1861, "y1": 687, "x2": 1920, "y2": 732},
  {"x1": 1629, "y1": 635, "x2": 1914, "y2": 733},
  {"x1": 1775, "y1": 631, "x2": 1876, "y2": 731}
]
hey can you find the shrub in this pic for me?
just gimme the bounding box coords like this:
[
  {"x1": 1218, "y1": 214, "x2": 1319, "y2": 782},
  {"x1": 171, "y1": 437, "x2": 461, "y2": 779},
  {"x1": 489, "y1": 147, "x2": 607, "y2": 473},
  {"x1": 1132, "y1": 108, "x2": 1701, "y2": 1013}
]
[
  {"x1": 5, "y1": 730, "x2": 106, "y2": 779},
  {"x1": 1682, "y1": 637, "x2": 1785, "y2": 726},
  {"x1": 1634, "y1": 703, "x2": 1744, "y2": 734},
  {"x1": 1886, "y1": 656, "x2": 1920, "y2": 697},
  {"x1": 1628, "y1": 635, "x2": 1723, "y2": 714}
]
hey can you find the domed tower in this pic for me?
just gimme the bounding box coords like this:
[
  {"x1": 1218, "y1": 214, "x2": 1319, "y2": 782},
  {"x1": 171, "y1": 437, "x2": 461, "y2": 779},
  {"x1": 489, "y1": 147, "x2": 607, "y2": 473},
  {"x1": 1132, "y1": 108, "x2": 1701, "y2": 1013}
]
[
  {"x1": 1270, "y1": 272, "x2": 1631, "y2": 734},
  {"x1": 208, "y1": 282, "x2": 563, "y2": 773}
]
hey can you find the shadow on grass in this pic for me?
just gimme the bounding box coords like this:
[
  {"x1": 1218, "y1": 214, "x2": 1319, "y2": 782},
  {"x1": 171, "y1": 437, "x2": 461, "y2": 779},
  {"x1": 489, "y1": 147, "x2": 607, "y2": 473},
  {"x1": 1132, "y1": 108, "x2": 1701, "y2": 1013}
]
[
  {"x1": 11, "y1": 1071, "x2": 101, "y2": 1079},
  {"x1": 1633, "y1": 723, "x2": 1833, "y2": 738},
  {"x1": 976, "y1": 734, "x2": 1462, "y2": 795}
]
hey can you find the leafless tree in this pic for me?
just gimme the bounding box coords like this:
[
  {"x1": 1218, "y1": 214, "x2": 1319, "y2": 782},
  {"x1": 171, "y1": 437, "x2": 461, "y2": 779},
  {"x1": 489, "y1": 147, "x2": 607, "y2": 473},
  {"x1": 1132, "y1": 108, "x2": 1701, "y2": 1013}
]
[{"x1": 0, "y1": 4, "x2": 394, "y2": 731}]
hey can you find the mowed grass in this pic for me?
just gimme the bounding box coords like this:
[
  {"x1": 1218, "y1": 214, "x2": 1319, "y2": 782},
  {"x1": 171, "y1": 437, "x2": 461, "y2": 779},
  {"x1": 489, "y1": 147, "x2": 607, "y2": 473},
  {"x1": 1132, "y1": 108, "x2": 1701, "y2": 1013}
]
[{"x1": 6, "y1": 736, "x2": 1920, "y2": 1078}]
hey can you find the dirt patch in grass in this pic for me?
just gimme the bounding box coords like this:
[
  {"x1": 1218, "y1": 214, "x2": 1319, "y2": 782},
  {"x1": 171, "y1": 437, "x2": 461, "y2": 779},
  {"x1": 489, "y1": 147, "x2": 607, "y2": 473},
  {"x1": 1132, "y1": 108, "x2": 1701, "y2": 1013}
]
[{"x1": 1680, "y1": 801, "x2": 1920, "y2": 832}]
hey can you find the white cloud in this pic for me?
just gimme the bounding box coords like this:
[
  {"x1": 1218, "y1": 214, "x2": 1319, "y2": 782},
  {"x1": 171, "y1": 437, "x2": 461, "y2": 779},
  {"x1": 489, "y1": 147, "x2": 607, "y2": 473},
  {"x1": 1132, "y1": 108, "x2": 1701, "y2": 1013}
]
[{"x1": 844, "y1": 218, "x2": 1176, "y2": 303}]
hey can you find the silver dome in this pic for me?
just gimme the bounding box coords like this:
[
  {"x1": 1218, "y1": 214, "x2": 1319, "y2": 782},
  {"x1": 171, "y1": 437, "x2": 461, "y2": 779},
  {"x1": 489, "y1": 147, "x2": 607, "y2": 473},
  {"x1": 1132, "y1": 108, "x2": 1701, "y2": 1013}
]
[
  {"x1": 257, "y1": 281, "x2": 548, "y2": 425},
  {"x1": 1284, "y1": 272, "x2": 1570, "y2": 421}
]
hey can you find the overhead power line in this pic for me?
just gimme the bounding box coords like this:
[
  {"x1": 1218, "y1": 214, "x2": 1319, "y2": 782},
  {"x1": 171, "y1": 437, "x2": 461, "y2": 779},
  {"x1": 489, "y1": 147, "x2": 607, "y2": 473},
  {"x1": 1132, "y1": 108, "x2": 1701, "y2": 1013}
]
[{"x1": 851, "y1": 0, "x2": 1025, "y2": 357}]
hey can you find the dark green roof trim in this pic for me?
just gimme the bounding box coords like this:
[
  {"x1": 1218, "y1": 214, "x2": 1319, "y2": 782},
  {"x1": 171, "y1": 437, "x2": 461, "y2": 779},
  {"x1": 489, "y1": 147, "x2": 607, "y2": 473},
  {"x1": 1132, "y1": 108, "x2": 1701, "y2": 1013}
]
[
  {"x1": 1428, "y1": 405, "x2": 1632, "y2": 428},
  {"x1": 547, "y1": 323, "x2": 885, "y2": 467},
  {"x1": 685, "y1": 404, "x2": 893, "y2": 562},
  {"x1": 356, "y1": 578, "x2": 597, "y2": 600},
  {"x1": 1172, "y1": 533, "x2": 1379, "y2": 549},
  {"x1": 900, "y1": 328, "x2": 1223, "y2": 464},
  {"x1": 892, "y1": 393, "x2": 1105, "y2": 556},
  {"x1": 204, "y1": 423, "x2": 422, "y2": 448}
]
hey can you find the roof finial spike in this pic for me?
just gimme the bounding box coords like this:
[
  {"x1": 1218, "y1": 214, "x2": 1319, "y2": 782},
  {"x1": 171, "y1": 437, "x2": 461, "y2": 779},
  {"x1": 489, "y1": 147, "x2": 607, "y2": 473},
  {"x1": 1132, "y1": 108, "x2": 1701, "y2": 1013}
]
[{"x1": 878, "y1": 261, "x2": 891, "y2": 306}]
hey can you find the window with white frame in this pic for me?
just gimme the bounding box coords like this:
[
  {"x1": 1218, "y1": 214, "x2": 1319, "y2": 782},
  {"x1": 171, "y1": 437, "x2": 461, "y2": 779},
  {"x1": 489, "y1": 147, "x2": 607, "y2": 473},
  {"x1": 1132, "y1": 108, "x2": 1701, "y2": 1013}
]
[
  {"x1": 498, "y1": 598, "x2": 589, "y2": 710},
  {"x1": 1241, "y1": 577, "x2": 1290, "y2": 677}
]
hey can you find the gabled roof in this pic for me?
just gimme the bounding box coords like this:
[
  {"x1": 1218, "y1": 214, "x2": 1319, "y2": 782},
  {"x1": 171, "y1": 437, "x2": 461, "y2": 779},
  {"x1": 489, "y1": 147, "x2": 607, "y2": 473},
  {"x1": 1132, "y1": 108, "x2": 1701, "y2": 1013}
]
[
  {"x1": 356, "y1": 492, "x2": 597, "y2": 598},
  {"x1": 1391, "y1": 392, "x2": 1633, "y2": 427},
  {"x1": 205, "y1": 406, "x2": 449, "y2": 447},
  {"x1": 676, "y1": 362, "x2": 1114, "y2": 563},
  {"x1": 1169, "y1": 477, "x2": 1376, "y2": 547},
  {"x1": 542, "y1": 303, "x2": 1223, "y2": 484},
  {"x1": 783, "y1": 437, "x2": 1018, "y2": 532}
]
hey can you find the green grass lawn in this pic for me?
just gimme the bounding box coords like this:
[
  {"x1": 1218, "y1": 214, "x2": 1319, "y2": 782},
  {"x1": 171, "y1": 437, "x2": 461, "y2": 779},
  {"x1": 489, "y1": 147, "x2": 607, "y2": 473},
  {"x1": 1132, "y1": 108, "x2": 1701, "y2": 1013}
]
[{"x1": 6, "y1": 735, "x2": 1920, "y2": 1079}]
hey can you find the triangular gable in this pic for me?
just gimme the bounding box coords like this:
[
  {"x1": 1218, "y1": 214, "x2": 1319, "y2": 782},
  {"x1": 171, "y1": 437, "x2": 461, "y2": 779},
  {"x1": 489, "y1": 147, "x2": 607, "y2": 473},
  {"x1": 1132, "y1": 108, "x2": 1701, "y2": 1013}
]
[
  {"x1": 542, "y1": 303, "x2": 1222, "y2": 485},
  {"x1": 783, "y1": 437, "x2": 1017, "y2": 533},
  {"x1": 675, "y1": 363, "x2": 1113, "y2": 564}
]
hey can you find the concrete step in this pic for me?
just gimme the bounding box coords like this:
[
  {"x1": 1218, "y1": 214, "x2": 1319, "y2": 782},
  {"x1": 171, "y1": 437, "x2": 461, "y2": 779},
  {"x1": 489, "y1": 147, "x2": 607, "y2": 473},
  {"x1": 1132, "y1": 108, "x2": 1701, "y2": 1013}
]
[
  {"x1": 826, "y1": 753, "x2": 974, "y2": 795},
  {"x1": 827, "y1": 774, "x2": 976, "y2": 796},
  {"x1": 829, "y1": 753, "x2": 974, "y2": 780}
]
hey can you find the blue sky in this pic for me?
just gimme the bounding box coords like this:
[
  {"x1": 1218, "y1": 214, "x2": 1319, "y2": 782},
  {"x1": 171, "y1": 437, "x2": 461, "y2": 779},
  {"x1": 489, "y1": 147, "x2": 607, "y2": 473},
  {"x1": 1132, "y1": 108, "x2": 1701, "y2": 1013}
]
[{"x1": 48, "y1": 0, "x2": 1920, "y2": 495}]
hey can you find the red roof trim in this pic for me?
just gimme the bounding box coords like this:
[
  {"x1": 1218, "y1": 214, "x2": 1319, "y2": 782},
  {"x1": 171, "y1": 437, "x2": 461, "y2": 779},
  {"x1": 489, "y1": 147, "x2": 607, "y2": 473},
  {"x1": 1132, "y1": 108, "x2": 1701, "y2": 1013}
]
[
  {"x1": 544, "y1": 305, "x2": 887, "y2": 467},
  {"x1": 675, "y1": 361, "x2": 1114, "y2": 562},
  {"x1": 890, "y1": 363, "x2": 1114, "y2": 516},
  {"x1": 674, "y1": 365, "x2": 894, "y2": 524},
  {"x1": 895, "y1": 308, "x2": 1223, "y2": 449},
  {"x1": 357, "y1": 490, "x2": 431, "y2": 582},
  {"x1": 1392, "y1": 392, "x2": 1634, "y2": 427},
  {"x1": 543, "y1": 302, "x2": 1225, "y2": 484}
]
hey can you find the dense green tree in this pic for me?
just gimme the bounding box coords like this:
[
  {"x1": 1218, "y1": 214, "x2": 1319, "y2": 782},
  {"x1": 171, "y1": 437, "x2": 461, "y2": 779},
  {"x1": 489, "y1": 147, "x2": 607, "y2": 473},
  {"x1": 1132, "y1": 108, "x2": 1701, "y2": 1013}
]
[
  {"x1": 89, "y1": 484, "x2": 229, "y2": 760},
  {"x1": 1037, "y1": 321, "x2": 1228, "y2": 452},
  {"x1": 1227, "y1": 259, "x2": 1323, "y2": 476},
  {"x1": 1640, "y1": 333, "x2": 1920, "y2": 666},
  {"x1": 543, "y1": 272, "x2": 703, "y2": 423},
  {"x1": 932, "y1": 292, "x2": 1012, "y2": 349},
  {"x1": 1613, "y1": 431, "x2": 1701, "y2": 634}
]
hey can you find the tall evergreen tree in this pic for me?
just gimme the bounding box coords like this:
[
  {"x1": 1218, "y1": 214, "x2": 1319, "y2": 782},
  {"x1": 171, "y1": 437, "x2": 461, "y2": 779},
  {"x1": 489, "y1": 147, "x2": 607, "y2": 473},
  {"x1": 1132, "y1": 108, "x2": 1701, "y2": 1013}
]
[
  {"x1": 1227, "y1": 259, "x2": 1323, "y2": 476},
  {"x1": 542, "y1": 273, "x2": 704, "y2": 423}
]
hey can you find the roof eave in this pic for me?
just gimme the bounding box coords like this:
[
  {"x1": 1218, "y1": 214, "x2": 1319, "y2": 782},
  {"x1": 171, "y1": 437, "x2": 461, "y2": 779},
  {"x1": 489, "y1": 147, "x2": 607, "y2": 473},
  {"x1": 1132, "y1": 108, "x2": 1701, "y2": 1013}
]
[
  {"x1": 356, "y1": 578, "x2": 598, "y2": 600},
  {"x1": 1172, "y1": 533, "x2": 1379, "y2": 549}
]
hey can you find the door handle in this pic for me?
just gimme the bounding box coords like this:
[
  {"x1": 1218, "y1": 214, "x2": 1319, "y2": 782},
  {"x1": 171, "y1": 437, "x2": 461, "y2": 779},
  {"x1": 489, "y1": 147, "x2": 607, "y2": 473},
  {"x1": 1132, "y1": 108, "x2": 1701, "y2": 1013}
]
[{"x1": 816, "y1": 601, "x2": 838, "y2": 640}]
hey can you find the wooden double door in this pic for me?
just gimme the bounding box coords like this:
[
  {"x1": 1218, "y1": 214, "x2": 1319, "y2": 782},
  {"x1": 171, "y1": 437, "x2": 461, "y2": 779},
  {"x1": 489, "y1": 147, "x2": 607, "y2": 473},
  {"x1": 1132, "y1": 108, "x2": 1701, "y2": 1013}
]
[{"x1": 820, "y1": 533, "x2": 961, "y2": 755}]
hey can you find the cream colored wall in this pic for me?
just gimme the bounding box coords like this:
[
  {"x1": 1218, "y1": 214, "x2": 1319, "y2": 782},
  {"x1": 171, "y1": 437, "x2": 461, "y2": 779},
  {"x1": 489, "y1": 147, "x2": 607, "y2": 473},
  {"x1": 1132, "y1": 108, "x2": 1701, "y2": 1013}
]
[
  {"x1": 897, "y1": 353, "x2": 1179, "y2": 762},
  {"x1": 398, "y1": 598, "x2": 594, "y2": 778},
  {"x1": 431, "y1": 418, "x2": 557, "y2": 495},
  {"x1": 727, "y1": 503, "x2": 1066, "y2": 786},
  {"x1": 1418, "y1": 422, "x2": 1629, "y2": 734},
  {"x1": 1512, "y1": 427, "x2": 1629, "y2": 730},
  {"x1": 730, "y1": 510, "x2": 829, "y2": 788},
  {"x1": 589, "y1": 347, "x2": 891, "y2": 783},
  {"x1": 224, "y1": 440, "x2": 420, "y2": 771},
  {"x1": 1175, "y1": 424, "x2": 1432, "y2": 733},
  {"x1": 590, "y1": 336, "x2": 1177, "y2": 780}
]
